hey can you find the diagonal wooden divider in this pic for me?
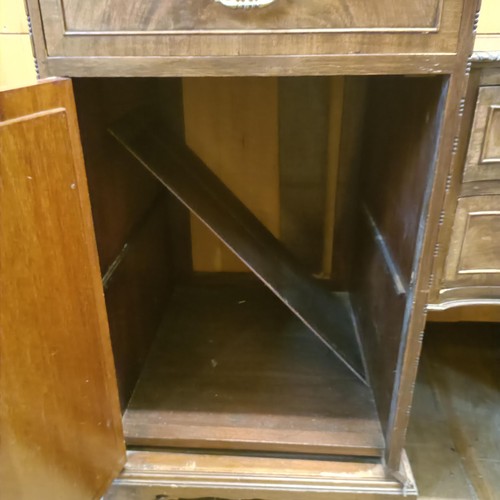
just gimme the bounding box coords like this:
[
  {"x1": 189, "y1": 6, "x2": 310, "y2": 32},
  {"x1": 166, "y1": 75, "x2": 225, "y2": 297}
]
[{"x1": 110, "y1": 112, "x2": 366, "y2": 383}]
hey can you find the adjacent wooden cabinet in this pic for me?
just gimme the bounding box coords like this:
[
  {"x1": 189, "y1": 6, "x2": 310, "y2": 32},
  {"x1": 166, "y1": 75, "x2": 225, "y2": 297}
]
[
  {"x1": 1, "y1": 1, "x2": 481, "y2": 499},
  {"x1": 464, "y1": 86, "x2": 500, "y2": 183},
  {"x1": 429, "y1": 60, "x2": 500, "y2": 308},
  {"x1": 445, "y1": 195, "x2": 500, "y2": 281}
]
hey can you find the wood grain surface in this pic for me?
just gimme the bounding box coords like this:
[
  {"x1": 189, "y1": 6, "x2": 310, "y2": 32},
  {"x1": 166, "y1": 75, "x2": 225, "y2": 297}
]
[
  {"x1": 464, "y1": 86, "x2": 500, "y2": 183},
  {"x1": 279, "y1": 77, "x2": 331, "y2": 274},
  {"x1": 124, "y1": 283, "x2": 383, "y2": 456},
  {"x1": 72, "y1": 78, "x2": 162, "y2": 273},
  {"x1": 430, "y1": 75, "x2": 500, "y2": 309},
  {"x1": 353, "y1": 76, "x2": 447, "y2": 455},
  {"x1": 385, "y1": 0, "x2": 481, "y2": 468},
  {"x1": 443, "y1": 195, "x2": 500, "y2": 286},
  {"x1": 27, "y1": 0, "x2": 464, "y2": 77},
  {"x1": 110, "y1": 112, "x2": 365, "y2": 380},
  {"x1": 185, "y1": 77, "x2": 341, "y2": 277},
  {"x1": 0, "y1": 79, "x2": 124, "y2": 499},
  {"x1": 41, "y1": 54, "x2": 459, "y2": 79},
  {"x1": 105, "y1": 450, "x2": 416, "y2": 499},
  {"x1": 184, "y1": 77, "x2": 279, "y2": 273},
  {"x1": 103, "y1": 198, "x2": 174, "y2": 408},
  {"x1": 330, "y1": 77, "x2": 367, "y2": 288},
  {"x1": 58, "y1": 0, "x2": 442, "y2": 32}
]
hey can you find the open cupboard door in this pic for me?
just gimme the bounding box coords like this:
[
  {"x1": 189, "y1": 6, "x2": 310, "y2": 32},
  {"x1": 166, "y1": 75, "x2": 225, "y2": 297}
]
[{"x1": 0, "y1": 79, "x2": 125, "y2": 499}]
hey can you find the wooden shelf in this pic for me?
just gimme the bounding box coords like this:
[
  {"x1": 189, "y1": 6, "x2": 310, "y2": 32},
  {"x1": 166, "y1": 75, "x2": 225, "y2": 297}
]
[
  {"x1": 123, "y1": 283, "x2": 383, "y2": 457},
  {"x1": 110, "y1": 114, "x2": 365, "y2": 382}
]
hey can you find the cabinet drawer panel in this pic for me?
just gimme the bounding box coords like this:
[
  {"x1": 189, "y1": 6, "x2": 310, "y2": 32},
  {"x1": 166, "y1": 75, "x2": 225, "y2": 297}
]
[
  {"x1": 33, "y1": 0, "x2": 463, "y2": 61},
  {"x1": 48, "y1": 0, "x2": 442, "y2": 33},
  {"x1": 444, "y1": 195, "x2": 500, "y2": 286},
  {"x1": 464, "y1": 86, "x2": 500, "y2": 182}
]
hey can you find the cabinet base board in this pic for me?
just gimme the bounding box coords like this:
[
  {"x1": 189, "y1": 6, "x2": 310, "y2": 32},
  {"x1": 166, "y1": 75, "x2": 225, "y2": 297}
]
[{"x1": 105, "y1": 450, "x2": 417, "y2": 499}]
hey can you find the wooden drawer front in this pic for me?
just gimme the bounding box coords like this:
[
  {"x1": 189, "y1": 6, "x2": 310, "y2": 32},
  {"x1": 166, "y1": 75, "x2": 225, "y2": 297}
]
[
  {"x1": 444, "y1": 195, "x2": 500, "y2": 286},
  {"x1": 44, "y1": 0, "x2": 442, "y2": 33},
  {"x1": 34, "y1": 0, "x2": 463, "y2": 60},
  {"x1": 464, "y1": 86, "x2": 500, "y2": 182}
]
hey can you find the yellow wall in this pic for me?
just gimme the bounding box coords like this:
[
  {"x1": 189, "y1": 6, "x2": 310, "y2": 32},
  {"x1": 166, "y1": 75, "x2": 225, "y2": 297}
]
[
  {"x1": 475, "y1": 0, "x2": 500, "y2": 52},
  {"x1": 0, "y1": 0, "x2": 37, "y2": 90}
]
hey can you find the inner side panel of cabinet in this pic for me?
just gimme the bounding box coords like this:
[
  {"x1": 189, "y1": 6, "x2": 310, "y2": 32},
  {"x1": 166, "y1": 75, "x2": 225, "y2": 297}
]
[{"x1": 72, "y1": 74, "x2": 446, "y2": 459}]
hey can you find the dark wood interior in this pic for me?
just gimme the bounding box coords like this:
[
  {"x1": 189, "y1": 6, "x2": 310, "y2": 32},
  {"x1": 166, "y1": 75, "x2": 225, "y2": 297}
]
[
  {"x1": 72, "y1": 75, "x2": 447, "y2": 458},
  {"x1": 124, "y1": 281, "x2": 383, "y2": 456},
  {"x1": 109, "y1": 107, "x2": 365, "y2": 381},
  {"x1": 353, "y1": 76, "x2": 448, "y2": 441}
]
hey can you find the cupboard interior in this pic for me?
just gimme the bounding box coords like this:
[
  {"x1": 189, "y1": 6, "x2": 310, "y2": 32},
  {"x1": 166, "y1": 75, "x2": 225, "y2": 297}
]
[{"x1": 73, "y1": 75, "x2": 447, "y2": 459}]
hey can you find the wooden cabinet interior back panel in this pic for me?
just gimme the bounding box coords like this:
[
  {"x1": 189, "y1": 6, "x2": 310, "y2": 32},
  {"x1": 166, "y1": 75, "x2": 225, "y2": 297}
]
[
  {"x1": 184, "y1": 77, "x2": 341, "y2": 277},
  {"x1": 464, "y1": 86, "x2": 500, "y2": 182},
  {"x1": 184, "y1": 77, "x2": 279, "y2": 273},
  {"x1": 279, "y1": 77, "x2": 332, "y2": 274},
  {"x1": 0, "y1": 80, "x2": 124, "y2": 499},
  {"x1": 157, "y1": 79, "x2": 194, "y2": 281},
  {"x1": 330, "y1": 77, "x2": 368, "y2": 288}
]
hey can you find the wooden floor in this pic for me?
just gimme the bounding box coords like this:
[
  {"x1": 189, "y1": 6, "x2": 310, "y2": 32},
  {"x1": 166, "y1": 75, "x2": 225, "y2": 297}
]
[{"x1": 407, "y1": 322, "x2": 500, "y2": 500}]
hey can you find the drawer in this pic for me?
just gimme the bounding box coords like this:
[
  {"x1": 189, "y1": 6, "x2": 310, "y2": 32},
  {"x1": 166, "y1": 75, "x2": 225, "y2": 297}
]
[
  {"x1": 46, "y1": 0, "x2": 443, "y2": 33},
  {"x1": 33, "y1": 0, "x2": 463, "y2": 61},
  {"x1": 464, "y1": 86, "x2": 500, "y2": 182},
  {"x1": 443, "y1": 195, "x2": 500, "y2": 287}
]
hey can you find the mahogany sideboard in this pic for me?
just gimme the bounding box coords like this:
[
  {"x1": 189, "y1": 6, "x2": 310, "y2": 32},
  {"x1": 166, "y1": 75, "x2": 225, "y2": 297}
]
[{"x1": 0, "y1": 1, "x2": 481, "y2": 498}]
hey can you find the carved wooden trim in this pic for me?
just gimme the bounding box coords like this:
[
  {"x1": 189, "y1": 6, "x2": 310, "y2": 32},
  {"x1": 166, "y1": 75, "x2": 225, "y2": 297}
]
[{"x1": 471, "y1": 51, "x2": 500, "y2": 63}]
